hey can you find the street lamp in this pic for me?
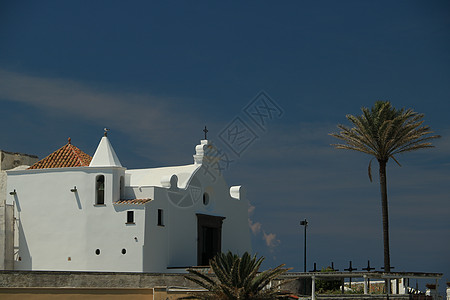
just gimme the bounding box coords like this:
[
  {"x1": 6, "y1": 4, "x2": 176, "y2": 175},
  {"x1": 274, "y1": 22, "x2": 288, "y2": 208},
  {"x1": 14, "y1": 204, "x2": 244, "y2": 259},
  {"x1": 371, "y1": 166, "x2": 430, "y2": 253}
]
[{"x1": 300, "y1": 219, "x2": 308, "y2": 272}]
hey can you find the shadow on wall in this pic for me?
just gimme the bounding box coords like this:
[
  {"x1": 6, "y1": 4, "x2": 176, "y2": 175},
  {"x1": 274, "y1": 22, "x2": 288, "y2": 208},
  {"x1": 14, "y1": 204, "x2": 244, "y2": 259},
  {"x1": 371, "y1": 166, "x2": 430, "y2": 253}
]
[
  {"x1": 13, "y1": 194, "x2": 20, "y2": 212},
  {"x1": 73, "y1": 191, "x2": 82, "y2": 210},
  {"x1": 17, "y1": 219, "x2": 32, "y2": 270}
]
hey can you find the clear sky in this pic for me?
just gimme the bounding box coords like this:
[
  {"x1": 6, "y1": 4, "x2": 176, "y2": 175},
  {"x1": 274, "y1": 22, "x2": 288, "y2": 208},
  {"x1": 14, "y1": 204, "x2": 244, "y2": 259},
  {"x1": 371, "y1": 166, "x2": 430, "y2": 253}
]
[{"x1": 1, "y1": 0, "x2": 449, "y2": 293}]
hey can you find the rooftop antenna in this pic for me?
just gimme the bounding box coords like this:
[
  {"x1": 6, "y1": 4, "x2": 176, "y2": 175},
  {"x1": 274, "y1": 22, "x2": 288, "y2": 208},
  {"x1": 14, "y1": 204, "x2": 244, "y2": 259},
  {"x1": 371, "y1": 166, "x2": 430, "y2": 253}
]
[{"x1": 104, "y1": 128, "x2": 110, "y2": 137}]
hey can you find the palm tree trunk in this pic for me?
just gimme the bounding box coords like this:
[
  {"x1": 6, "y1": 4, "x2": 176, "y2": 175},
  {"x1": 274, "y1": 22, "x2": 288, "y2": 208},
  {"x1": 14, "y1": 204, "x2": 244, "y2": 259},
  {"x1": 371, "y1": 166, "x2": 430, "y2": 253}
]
[
  {"x1": 378, "y1": 159, "x2": 391, "y2": 273},
  {"x1": 379, "y1": 159, "x2": 391, "y2": 298}
]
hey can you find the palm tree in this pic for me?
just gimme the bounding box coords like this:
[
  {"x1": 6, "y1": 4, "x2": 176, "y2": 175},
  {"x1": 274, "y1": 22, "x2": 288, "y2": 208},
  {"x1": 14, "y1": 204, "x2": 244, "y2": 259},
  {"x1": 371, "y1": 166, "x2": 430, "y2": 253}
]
[
  {"x1": 330, "y1": 101, "x2": 440, "y2": 274},
  {"x1": 183, "y1": 251, "x2": 291, "y2": 299}
]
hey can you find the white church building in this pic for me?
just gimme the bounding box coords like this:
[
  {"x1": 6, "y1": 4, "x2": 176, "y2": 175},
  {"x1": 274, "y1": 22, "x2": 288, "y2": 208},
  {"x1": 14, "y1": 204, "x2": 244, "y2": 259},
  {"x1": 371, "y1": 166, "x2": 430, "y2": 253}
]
[{"x1": 3, "y1": 132, "x2": 251, "y2": 272}]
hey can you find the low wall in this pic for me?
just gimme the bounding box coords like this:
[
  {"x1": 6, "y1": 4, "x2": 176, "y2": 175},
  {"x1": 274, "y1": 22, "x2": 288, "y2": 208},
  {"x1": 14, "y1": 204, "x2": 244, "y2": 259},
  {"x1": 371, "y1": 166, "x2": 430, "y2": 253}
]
[
  {"x1": 0, "y1": 270, "x2": 205, "y2": 300},
  {"x1": 316, "y1": 295, "x2": 431, "y2": 300},
  {"x1": 0, "y1": 270, "x2": 198, "y2": 288},
  {"x1": 0, "y1": 270, "x2": 441, "y2": 300}
]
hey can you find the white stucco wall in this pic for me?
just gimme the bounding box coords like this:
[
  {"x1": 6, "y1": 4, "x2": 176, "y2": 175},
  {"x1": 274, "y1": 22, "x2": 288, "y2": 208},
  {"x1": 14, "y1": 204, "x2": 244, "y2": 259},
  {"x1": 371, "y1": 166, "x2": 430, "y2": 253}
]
[
  {"x1": 4, "y1": 139, "x2": 252, "y2": 273},
  {"x1": 143, "y1": 187, "x2": 169, "y2": 272},
  {"x1": 137, "y1": 164, "x2": 251, "y2": 273},
  {"x1": 6, "y1": 166, "x2": 147, "y2": 272}
]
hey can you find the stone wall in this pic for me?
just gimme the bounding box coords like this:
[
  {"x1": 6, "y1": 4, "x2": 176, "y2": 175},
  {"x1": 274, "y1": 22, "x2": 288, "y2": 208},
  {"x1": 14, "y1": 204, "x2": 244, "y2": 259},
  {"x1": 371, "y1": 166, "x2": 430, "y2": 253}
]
[
  {"x1": 0, "y1": 204, "x2": 5, "y2": 270},
  {"x1": 0, "y1": 150, "x2": 38, "y2": 172},
  {"x1": 0, "y1": 150, "x2": 38, "y2": 206},
  {"x1": 0, "y1": 171, "x2": 6, "y2": 205},
  {"x1": 0, "y1": 270, "x2": 199, "y2": 288},
  {"x1": 0, "y1": 150, "x2": 38, "y2": 204},
  {"x1": 0, "y1": 203, "x2": 13, "y2": 270},
  {"x1": 0, "y1": 271, "x2": 207, "y2": 300}
]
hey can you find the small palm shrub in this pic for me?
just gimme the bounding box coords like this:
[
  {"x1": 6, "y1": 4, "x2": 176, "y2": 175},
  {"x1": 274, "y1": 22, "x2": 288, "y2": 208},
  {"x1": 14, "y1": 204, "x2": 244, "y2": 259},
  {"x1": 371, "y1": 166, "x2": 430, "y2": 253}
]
[{"x1": 183, "y1": 251, "x2": 291, "y2": 300}]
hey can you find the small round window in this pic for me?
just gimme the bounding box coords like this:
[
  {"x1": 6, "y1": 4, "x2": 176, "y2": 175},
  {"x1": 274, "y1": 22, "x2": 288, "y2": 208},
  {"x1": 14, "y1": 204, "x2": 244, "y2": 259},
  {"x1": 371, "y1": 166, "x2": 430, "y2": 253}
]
[
  {"x1": 203, "y1": 193, "x2": 209, "y2": 205},
  {"x1": 122, "y1": 248, "x2": 127, "y2": 255},
  {"x1": 95, "y1": 249, "x2": 100, "y2": 255}
]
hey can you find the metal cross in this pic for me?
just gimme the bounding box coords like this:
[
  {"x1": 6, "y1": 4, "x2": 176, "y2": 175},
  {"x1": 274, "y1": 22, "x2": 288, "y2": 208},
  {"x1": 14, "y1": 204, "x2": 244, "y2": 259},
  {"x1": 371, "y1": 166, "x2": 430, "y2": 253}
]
[
  {"x1": 203, "y1": 126, "x2": 208, "y2": 140},
  {"x1": 344, "y1": 261, "x2": 357, "y2": 272},
  {"x1": 362, "y1": 260, "x2": 375, "y2": 294},
  {"x1": 362, "y1": 260, "x2": 375, "y2": 272},
  {"x1": 344, "y1": 261, "x2": 357, "y2": 288}
]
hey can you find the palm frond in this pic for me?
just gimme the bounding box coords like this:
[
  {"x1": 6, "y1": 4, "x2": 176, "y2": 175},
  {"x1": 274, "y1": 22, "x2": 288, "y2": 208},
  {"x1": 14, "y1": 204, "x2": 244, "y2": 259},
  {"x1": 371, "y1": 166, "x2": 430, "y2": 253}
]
[
  {"x1": 184, "y1": 251, "x2": 291, "y2": 300},
  {"x1": 330, "y1": 101, "x2": 440, "y2": 167},
  {"x1": 368, "y1": 158, "x2": 374, "y2": 182},
  {"x1": 390, "y1": 155, "x2": 401, "y2": 167}
]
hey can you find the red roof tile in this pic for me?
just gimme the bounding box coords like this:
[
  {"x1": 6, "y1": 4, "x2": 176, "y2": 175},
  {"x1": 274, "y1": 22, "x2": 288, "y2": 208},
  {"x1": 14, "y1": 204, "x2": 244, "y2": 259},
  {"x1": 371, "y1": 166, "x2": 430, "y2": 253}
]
[
  {"x1": 114, "y1": 199, "x2": 152, "y2": 205},
  {"x1": 28, "y1": 138, "x2": 92, "y2": 169}
]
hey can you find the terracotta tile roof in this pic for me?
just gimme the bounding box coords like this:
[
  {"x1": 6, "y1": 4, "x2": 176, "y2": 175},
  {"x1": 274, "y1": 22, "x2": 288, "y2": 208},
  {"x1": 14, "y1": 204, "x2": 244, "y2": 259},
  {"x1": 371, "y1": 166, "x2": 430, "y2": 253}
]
[
  {"x1": 28, "y1": 138, "x2": 92, "y2": 169},
  {"x1": 114, "y1": 199, "x2": 152, "y2": 205}
]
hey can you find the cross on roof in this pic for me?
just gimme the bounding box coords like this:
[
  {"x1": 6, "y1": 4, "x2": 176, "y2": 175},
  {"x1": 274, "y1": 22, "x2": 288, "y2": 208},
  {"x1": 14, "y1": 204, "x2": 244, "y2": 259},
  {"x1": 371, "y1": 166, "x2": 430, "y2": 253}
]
[
  {"x1": 344, "y1": 261, "x2": 357, "y2": 272},
  {"x1": 203, "y1": 126, "x2": 208, "y2": 140},
  {"x1": 362, "y1": 260, "x2": 375, "y2": 272}
]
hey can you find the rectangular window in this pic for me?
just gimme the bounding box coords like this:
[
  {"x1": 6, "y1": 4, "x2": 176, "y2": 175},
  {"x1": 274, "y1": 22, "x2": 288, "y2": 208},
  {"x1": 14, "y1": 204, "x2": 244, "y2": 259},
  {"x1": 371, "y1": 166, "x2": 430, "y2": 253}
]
[
  {"x1": 157, "y1": 209, "x2": 164, "y2": 226},
  {"x1": 127, "y1": 211, "x2": 134, "y2": 224},
  {"x1": 96, "y1": 175, "x2": 105, "y2": 205},
  {"x1": 120, "y1": 176, "x2": 125, "y2": 199}
]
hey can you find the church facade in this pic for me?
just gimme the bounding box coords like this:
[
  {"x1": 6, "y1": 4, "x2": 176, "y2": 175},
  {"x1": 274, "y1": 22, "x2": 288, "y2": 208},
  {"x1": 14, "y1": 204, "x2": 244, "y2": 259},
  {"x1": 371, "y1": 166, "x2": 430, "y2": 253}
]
[{"x1": 4, "y1": 133, "x2": 251, "y2": 272}]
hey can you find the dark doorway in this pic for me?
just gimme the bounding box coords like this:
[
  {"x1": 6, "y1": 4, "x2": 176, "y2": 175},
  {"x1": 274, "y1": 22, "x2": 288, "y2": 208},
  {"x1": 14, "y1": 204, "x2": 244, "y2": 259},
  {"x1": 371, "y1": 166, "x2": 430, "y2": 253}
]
[
  {"x1": 196, "y1": 214, "x2": 225, "y2": 266},
  {"x1": 201, "y1": 226, "x2": 219, "y2": 265}
]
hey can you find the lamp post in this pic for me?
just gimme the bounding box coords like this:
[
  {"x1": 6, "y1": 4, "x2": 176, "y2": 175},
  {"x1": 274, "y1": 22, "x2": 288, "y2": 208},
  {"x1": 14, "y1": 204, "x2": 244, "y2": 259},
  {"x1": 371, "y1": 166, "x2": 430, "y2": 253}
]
[
  {"x1": 300, "y1": 219, "x2": 308, "y2": 296},
  {"x1": 300, "y1": 219, "x2": 308, "y2": 272}
]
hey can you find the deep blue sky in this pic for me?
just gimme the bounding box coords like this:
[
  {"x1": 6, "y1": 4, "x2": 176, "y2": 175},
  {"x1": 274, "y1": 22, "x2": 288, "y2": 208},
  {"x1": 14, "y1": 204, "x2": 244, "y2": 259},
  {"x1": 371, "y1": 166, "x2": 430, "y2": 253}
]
[{"x1": 1, "y1": 0, "x2": 449, "y2": 293}]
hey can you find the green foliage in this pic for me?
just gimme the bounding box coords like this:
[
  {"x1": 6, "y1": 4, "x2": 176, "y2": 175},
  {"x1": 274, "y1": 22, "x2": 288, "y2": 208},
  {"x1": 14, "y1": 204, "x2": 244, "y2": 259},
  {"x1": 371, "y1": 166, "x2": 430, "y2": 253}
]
[
  {"x1": 315, "y1": 267, "x2": 341, "y2": 293},
  {"x1": 183, "y1": 251, "x2": 291, "y2": 300},
  {"x1": 330, "y1": 101, "x2": 440, "y2": 172}
]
